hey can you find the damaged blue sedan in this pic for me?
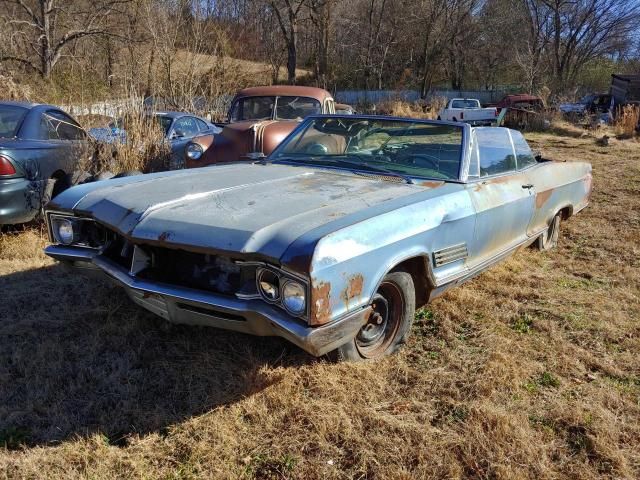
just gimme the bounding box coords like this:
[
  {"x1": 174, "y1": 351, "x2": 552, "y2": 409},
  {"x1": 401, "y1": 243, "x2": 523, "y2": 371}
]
[{"x1": 44, "y1": 115, "x2": 592, "y2": 360}]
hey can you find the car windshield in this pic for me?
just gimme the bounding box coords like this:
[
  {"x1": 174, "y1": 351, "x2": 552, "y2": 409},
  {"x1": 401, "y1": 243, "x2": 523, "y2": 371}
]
[
  {"x1": 270, "y1": 117, "x2": 464, "y2": 181},
  {"x1": 451, "y1": 100, "x2": 479, "y2": 109},
  {"x1": 0, "y1": 105, "x2": 28, "y2": 138},
  {"x1": 230, "y1": 96, "x2": 321, "y2": 122}
]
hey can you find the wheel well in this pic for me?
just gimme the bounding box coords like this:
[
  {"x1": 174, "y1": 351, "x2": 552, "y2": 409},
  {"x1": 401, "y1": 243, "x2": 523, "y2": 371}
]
[
  {"x1": 50, "y1": 169, "x2": 66, "y2": 181},
  {"x1": 559, "y1": 206, "x2": 573, "y2": 220},
  {"x1": 391, "y1": 256, "x2": 434, "y2": 308}
]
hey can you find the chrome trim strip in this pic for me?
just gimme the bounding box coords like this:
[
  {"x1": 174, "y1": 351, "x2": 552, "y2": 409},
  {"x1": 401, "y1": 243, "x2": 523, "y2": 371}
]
[
  {"x1": 44, "y1": 245, "x2": 363, "y2": 356},
  {"x1": 436, "y1": 233, "x2": 540, "y2": 287},
  {"x1": 433, "y1": 243, "x2": 468, "y2": 267}
]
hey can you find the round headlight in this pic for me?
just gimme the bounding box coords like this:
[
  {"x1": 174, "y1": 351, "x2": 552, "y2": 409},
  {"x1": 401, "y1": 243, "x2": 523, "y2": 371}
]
[
  {"x1": 186, "y1": 143, "x2": 204, "y2": 160},
  {"x1": 54, "y1": 218, "x2": 76, "y2": 245},
  {"x1": 257, "y1": 269, "x2": 280, "y2": 302},
  {"x1": 282, "y1": 281, "x2": 306, "y2": 315}
]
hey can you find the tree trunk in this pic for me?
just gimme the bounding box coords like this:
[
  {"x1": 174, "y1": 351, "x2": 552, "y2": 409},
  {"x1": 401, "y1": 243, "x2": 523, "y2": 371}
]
[
  {"x1": 40, "y1": 0, "x2": 52, "y2": 79},
  {"x1": 286, "y1": 14, "x2": 297, "y2": 84}
]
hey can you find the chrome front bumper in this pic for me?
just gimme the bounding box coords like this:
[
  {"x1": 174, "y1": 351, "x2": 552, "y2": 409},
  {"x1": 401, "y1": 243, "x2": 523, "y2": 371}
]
[{"x1": 44, "y1": 245, "x2": 369, "y2": 356}]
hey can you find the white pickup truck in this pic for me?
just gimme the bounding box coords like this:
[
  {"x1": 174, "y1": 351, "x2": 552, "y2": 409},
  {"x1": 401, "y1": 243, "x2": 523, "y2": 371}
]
[{"x1": 438, "y1": 98, "x2": 498, "y2": 125}]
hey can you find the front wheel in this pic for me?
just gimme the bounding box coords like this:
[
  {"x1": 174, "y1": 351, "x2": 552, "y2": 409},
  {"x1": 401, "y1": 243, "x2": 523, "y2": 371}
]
[
  {"x1": 537, "y1": 213, "x2": 561, "y2": 251},
  {"x1": 329, "y1": 271, "x2": 415, "y2": 362}
]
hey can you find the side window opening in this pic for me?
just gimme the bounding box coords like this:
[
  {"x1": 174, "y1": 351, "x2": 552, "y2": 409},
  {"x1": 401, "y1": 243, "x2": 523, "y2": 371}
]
[
  {"x1": 510, "y1": 130, "x2": 537, "y2": 170},
  {"x1": 41, "y1": 110, "x2": 85, "y2": 140},
  {"x1": 476, "y1": 127, "x2": 516, "y2": 177}
]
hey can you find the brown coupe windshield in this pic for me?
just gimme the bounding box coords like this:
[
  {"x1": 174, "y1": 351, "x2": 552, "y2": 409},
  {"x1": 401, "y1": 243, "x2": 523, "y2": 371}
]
[{"x1": 230, "y1": 96, "x2": 321, "y2": 122}]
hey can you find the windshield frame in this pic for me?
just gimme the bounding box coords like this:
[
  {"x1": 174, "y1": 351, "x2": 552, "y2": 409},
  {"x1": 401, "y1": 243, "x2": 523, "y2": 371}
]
[{"x1": 267, "y1": 115, "x2": 469, "y2": 183}]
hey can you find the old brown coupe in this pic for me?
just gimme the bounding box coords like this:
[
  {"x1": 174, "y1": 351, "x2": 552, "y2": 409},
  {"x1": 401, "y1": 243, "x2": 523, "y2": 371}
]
[{"x1": 184, "y1": 85, "x2": 335, "y2": 167}]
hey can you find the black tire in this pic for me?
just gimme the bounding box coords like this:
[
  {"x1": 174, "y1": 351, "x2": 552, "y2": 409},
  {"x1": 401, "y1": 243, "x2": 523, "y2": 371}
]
[
  {"x1": 329, "y1": 270, "x2": 415, "y2": 362},
  {"x1": 536, "y1": 213, "x2": 561, "y2": 251},
  {"x1": 112, "y1": 170, "x2": 142, "y2": 178},
  {"x1": 36, "y1": 175, "x2": 70, "y2": 221},
  {"x1": 452, "y1": 117, "x2": 458, "y2": 122}
]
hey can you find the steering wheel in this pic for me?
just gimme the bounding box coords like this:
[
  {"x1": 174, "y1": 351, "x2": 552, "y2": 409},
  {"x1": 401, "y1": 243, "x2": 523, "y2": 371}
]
[{"x1": 406, "y1": 153, "x2": 440, "y2": 169}]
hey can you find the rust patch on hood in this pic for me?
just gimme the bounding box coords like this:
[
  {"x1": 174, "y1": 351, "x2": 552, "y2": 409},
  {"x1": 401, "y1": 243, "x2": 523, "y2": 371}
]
[
  {"x1": 420, "y1": 180, "x2": 445, "y2": 188},
  {"x1": 310, "y1": 281, "x2": 331, "y2": 326},
  {"x1": 535, "y1": 189, "x2": 553, "y2": 208}
]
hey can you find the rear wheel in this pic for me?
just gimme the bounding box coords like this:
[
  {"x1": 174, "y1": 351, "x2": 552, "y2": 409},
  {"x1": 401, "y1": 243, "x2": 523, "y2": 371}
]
[
  {"x1": 329, "y1": 270, "x2": 415, "y2": 362},
  {"x1": 537, "y1": 213, "x2": 561, "y2": 251}
]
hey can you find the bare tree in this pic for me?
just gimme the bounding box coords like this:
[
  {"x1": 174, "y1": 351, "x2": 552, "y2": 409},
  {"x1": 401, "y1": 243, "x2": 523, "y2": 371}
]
[
  {"x1": 524, "y1": 0, "x2": 640, "y2": 91},
  {"x1": 0, "y1": 0, "x2": 131, "y2": 79},
  {"x1": 267, "y1": 0, "x2": 308, "y2": 84}
]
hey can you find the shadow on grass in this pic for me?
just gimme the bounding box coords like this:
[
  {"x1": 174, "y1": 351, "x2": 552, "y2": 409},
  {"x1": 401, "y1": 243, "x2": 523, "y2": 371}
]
[{"x1": 0, "y1": 264, "x2": 311, "y2": 448}]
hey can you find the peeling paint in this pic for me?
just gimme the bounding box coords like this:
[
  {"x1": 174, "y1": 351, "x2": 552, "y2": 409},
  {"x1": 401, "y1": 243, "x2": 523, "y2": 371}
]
[
  {"x1": 420, "y1": 180, "x2": 445, "y2": 188},
  {"x1": 535, "y1": 189, "x2": 553, "y2": 208},
  {"x1": 158, "y1": 231, "x2": 172, "y2": 242},
  {"x1": 310, "y1": 281, "x2": 331, "y2": 326},
  {"x1": 342, "y1": 273, "x2": 364, "y2": 308}
]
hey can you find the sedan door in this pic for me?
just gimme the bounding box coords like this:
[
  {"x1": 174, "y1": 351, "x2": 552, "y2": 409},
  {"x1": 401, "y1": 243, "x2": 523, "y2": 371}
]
[{"x1": 465, "y1": 128, "x2": 536, "y2": 266}]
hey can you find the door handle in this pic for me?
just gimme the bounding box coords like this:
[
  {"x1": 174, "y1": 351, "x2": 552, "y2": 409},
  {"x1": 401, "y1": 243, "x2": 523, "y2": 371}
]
[{"x1": 522, "y1": 184, "x2": 534, "y2": 189}]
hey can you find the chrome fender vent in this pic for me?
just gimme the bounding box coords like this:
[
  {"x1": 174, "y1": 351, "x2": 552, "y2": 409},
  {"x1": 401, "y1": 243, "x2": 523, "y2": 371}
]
[{"x1": 433, "y1": 243, "x2": 468, "y2": 267}]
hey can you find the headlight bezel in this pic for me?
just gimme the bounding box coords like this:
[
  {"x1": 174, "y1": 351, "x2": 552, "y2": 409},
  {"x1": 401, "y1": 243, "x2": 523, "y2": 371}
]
[
  {"x1": 46, "y1": 212, "x2": 106, "y2": 249},
  {"x1": 256, "y1": 266, "x2": 308, "y2": 320},
  {"x1": 185, "y1": 142, "x2": 204, "y2": 160},
  {"x1": 281, "y1": 279, "x2": 306, "y2": 316}
]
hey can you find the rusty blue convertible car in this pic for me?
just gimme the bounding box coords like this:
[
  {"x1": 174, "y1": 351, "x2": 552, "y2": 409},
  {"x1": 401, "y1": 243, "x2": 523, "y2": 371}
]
[{"x1": 44, "y1": 116, "x2": 592, "y2": 361}]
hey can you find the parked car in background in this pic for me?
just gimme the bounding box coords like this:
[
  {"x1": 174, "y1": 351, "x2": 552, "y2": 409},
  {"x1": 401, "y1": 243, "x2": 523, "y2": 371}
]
[
  {"x1": 89, "y1": 111, "x2": 220, "y2": 169},
  {"x1": 438, "y1": 98, "x2": 498, "y2": 125},
  {"x1": 489, "y1": 94, "x2": 547, "y2": 129},
  {"x1": 0, "y1": 101, "x2": 89, "y2": 225},
  {"x1": 44, "y1": 115, "x2": 591, "y2": 361},
  {"x1": 559, "y1": 94, "x2": 612, "y2": 116},
  {"x1": 494, "y1": 94, "x2": 544, "y2": 113},
  {"x1": 184, "y1": 85, "x2": 335, "y2": 168},
  {"x1": 335, "y1": 103, "x2": 356, "y2": 114}
]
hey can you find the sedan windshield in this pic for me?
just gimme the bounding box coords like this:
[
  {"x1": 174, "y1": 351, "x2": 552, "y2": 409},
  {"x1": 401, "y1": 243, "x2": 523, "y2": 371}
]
[
  {"x1": 270, "y1": 117, "x2": 464, "y2": 181},
  {"x1": 0, "y1": 105, "x2": 28, "y2": 138},
  {"x1": 230, "y1": 96, "x2": 321, "y2": 122}
]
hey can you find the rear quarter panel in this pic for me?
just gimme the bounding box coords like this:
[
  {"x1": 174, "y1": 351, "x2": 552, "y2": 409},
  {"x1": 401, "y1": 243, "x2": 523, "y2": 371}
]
[{"x1": 524, "y1": 160, "x2": 592, "y2": 236}]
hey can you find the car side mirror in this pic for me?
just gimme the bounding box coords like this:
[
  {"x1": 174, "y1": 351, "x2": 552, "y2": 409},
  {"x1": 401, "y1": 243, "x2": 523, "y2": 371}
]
[{"x1": 533, "y1": 150, "x2": 543, "y2": 162}]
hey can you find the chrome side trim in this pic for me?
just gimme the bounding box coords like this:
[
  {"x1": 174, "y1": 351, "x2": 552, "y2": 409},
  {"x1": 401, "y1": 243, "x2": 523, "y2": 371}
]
[
  {"x1": 433, "y1": 243, "x2": 468, "y2": 267},
  {"x1": 435, "y1": 232, "x2": 542, "y2": 287}
]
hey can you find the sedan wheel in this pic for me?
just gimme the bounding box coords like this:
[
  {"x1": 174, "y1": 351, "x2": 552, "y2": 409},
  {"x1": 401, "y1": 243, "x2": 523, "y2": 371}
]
[
  {"x1": 330, "y1": 271, "x2": 415, "y2": 361},
  {"x1": 537, "y1": 213, "x2": 561, "y2": 251}
]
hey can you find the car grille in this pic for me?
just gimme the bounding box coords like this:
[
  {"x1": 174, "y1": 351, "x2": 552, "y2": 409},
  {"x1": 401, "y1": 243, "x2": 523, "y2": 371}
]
[{"x1": 101, "y1": 230, "x2": 258, "y2": 298}]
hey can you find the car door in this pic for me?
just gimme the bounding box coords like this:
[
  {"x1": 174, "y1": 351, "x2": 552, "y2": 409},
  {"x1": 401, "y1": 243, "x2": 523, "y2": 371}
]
[{"x1": 466, "y1": 127, "x2": 536, "y2": 265}]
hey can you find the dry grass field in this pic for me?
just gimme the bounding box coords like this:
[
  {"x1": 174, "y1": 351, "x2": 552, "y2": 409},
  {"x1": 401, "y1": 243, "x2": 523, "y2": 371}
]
[{"x1": 0, "y1": 127, "x2": 638, "y2": 479}]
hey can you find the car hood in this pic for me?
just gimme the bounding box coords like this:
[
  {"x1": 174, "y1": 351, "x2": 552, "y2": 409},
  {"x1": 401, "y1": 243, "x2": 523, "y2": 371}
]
[{"x1": 56, "y1": 163, "x2": 442, "y2": 262}]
